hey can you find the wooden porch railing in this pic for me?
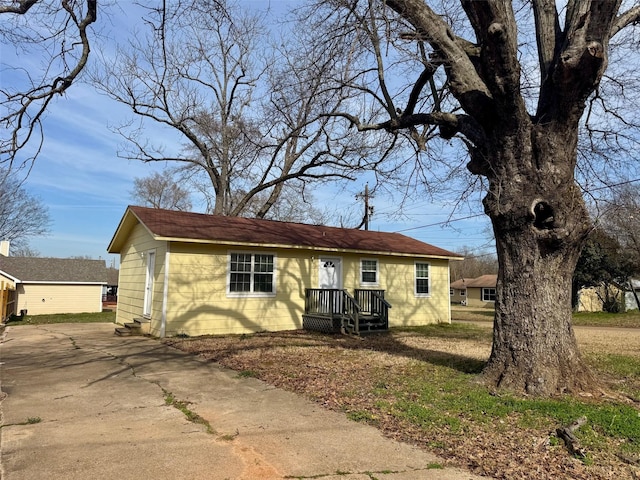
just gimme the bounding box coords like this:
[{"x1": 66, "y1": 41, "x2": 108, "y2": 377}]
[
  {"x1": 354, "y1": 289, "x2": 391, "y2": 331},
  {"x1": 305, "y1": 288, "x2": 345, "y2": 315},
  {"x1": 341, "y1": 290, "x2": 361, "y2": 334},
  {"x1": 304, "y1": 288, "x2": 360, "y2": 333},
  {"x1": 304, "y1": 288, "x2": 390, "y2": 334}
]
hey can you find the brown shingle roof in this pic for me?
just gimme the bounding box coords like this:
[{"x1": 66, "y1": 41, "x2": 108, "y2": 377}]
[
  {"x1": 451, "y1": 274, "x2": 497, "y2": 288},
  {"x1": 108, "y1": 206, "x2": 462, "y2": 259},
  {"x1": 450, "y1": 277, "x2": 473, "y2": 289},
  {"x1": 0, "y1": 257, "x2": 107, "y2": 283}
]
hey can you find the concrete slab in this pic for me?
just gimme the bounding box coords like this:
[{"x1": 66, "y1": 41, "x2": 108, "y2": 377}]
[{"x1": 0, "y1": 324, "x2": 489, "y2": 479}]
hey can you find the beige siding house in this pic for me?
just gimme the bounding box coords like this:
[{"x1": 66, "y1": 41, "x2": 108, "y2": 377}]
[
  {"x1": 0, "y1": 256, "x2": 107, "y2": 316},
  {"x1": 450, "y1": 274, "x2": 497, "y2": 308},
  {"x1": 107, "y1": 206, "x2": 463, "y2": 337}
]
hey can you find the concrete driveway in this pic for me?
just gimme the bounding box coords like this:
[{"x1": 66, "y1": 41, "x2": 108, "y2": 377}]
[{"x1": 0, "y1": 323, "x2": 487, "y2": 480}]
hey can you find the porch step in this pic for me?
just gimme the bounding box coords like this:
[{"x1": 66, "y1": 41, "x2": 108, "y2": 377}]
[
  {"x1": 357, "y1": 315, "x2": 387, "y2": 333},
  {"x1": 114, "y1": 317, "x2": 151, "y2": 336}
]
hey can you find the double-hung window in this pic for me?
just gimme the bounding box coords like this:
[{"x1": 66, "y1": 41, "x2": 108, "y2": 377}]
[
  {"x1": 360, "y1": 259, "x2": 379, "y2": 286},
  {"x1": 415, "y1": 262, "x2": 430, "y2": 296},
  {"x1": 228, "y1": 252, "x2": 276, "y2": 296}
]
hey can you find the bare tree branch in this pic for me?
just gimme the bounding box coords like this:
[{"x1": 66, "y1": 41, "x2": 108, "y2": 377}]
[
  {"x1": 612, "y1": 5, "x2": 640, "y2": 37},
  {"x1": 532, "y1": 0, "x2": 561, "y2": 87},
  {"x1": 1, "y1": 0, "x2": 97, "y2": 168},
  {"x1": 0, "y1": 0, "x2": 38, "y2": 14}
]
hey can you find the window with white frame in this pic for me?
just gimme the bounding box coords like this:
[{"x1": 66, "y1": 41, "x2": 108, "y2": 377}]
[
  {"x1": 460, "y1": 289, "x2": 466, "y2": 296},
  {"x1": 482, "y1": 287, "x2": 496, "y2": 302},
  {"x1": 415, "y1": 262, "x2": 430, "y2": 296},
  {"x1": 360, "y1": 259, "x2": 378, "y2": 285},
  {"x1": 228, "y1": 252, "x2": 275, "y2": 296}
]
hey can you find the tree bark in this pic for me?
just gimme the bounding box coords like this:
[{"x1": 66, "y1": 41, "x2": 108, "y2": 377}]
[{"x1": 479, "y1": 124, "x2": 599, "y2": 395}]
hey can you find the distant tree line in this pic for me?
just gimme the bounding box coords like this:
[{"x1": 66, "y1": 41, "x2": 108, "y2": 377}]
[{"x1": 0, "y1": 169, "x2": 50, "y2": 256}]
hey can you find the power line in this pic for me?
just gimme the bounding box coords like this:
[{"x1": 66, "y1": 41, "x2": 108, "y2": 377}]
[
  {"x1": 393, "y1": 213, "x2": 485, "y2": 233},
  {"x1": 393, "y1": 177, "x2": 640, "y2": 234}
]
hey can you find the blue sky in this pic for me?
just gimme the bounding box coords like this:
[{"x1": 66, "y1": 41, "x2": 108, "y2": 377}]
[{"x1": 4, "y1": 1, "x2": 495, "y2": 263}]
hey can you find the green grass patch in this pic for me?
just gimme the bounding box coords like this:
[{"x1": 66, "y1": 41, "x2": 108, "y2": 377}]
[
  {"x1": 163, "y1": 389, "x2": 215, "y2": 434},
  {"x1": 588, "y1": 353, "x2": 640, "y2": 378},
  {"x1": 450, "y1": 307, "x2": 495, "y2": 322},
  {"x1": 6, "y1": 311, "x2": 116, "y2": 325},
  {"x1": 452, "y1": 306, "x2": 640, "y2": 328},
  {"x1": 586, "y1": 353, "x2": 640, "y2": 399},
  {"x1": 346, "y1": 409, "x2": 378, "y2": 423},
  {"x1": 395, "y1": 322, "x2": 492, "y2": 341},
  {"x1": 572, "y1": 310, "x2": 640, "y2": 328},
  {"x1": 370, "y1": 358, "x2": 640, "y2": 457},
  {"x1": 387, "y1": 322, "x2": 640, "y2": 460}
]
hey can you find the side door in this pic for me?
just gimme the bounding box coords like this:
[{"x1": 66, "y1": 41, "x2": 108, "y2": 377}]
[{"x1": 143, "y1": 251, "x2": 155, "y2": 317}]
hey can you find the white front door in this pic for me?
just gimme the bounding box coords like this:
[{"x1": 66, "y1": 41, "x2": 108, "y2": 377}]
[
  {"x1": 319, "y1": 257, "x2": 342, "y2": 313},
  {"x1": 319, "y1": 257, "x2": 342, "y2": 289},
  {"x1": 143, "y1": 251, "x2": 155, "y2": 317}
]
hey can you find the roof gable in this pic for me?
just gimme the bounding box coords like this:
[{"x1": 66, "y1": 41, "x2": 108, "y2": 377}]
[
  {"x1": 108, "y1": 206, "x2": 462, "y2": 259},
  {"x1": 0, "y1": 257, "x2": 108, "y2": 283}
]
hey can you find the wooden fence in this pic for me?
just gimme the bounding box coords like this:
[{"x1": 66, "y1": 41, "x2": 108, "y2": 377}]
[{"x1": 0, "y1": 281, "x2": 16, "y2": 322}]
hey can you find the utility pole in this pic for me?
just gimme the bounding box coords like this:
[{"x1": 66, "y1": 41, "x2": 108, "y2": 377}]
[{"x1": 355, "y1": 184, "x2": 374, "y2": 230}]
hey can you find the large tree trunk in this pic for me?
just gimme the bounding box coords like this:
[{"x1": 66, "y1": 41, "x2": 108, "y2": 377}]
[
  {"x1": 479, "y1": 125, "x2": 600, "y2": 396},
  {"x1": 483, "y1": 220, "x2": 598, "y2": 395}
]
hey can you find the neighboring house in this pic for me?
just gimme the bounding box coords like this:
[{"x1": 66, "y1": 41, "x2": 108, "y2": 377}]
[
  {"x1": 107, "y1": 206, "x2": 463, "y2": 337},
  {"x1": 576, "y1": 286, "x2": 604, "y2": 312},
  {"x1": 450, "y1": 274, "x2": 497, "y2": 307},
  {"x1": 0, "y1": 255, "x2": 108, "y2": 316},
  {"x1": 103, "y1": 267, "x2": 119, "y2": 303},
  {"x1": 625, "y1": 279, "x2": 640, "y2": 311},
  {"x1": 577, "y1": 280, "x2": 640, "y2": 312}
]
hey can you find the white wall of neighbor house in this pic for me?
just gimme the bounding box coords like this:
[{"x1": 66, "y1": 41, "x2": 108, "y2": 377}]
[{"x1": 16, "y1": 283, "x2": 104, "y2": 315}]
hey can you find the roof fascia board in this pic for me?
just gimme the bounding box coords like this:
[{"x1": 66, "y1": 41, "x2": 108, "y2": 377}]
[
  {"x1": 107, "y1": 208, "x2": 134, "y2": 253},
  {"x1": 108, "y1": 207, "x2": 156, "y2": 253},
  {"x1": 161, "y1": 237, "x2": 462, "y2": 260},
  {"x1": 21, "y1": 281, "x2": 107, "y2": 285},
  {"x1": 0, "y1": 270, "x2": 21, "y2": 283}
]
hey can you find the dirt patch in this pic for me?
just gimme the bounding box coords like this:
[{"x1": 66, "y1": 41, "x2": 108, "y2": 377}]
[{"x1": 167, "y1": 326, "x2": 640, "y2": 480}]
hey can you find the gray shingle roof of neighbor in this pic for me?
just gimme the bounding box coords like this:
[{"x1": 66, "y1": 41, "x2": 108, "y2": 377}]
[
  {"x1": 0, "y1": 256, "x2": 108, "y2": 283},
  {"x1": 108, "y1": 205, "x2": 464, "y2": 259}
]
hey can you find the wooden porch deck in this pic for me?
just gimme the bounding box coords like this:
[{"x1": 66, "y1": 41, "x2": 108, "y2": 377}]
[{"x1": 302, "y1": 288, "x2": 391, "y2": 335}]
